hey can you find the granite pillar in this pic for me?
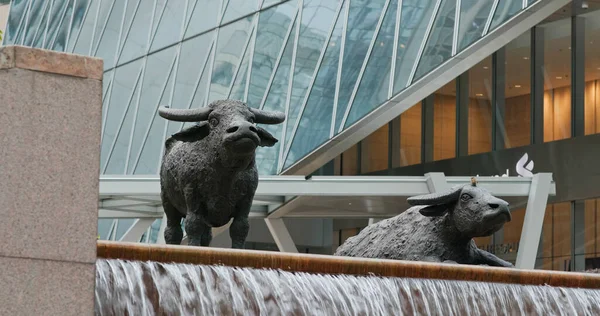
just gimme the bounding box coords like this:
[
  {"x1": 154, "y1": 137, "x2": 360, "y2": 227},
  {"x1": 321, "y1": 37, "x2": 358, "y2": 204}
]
[{"x1": 0, "y1": 46, "x2": 102, "y2": 315}]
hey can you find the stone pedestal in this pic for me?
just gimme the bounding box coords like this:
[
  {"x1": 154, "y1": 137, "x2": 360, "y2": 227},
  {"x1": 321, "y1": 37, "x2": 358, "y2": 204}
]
[{"x1": 0, "y1": 46, "x2": 102, "y2": 315}]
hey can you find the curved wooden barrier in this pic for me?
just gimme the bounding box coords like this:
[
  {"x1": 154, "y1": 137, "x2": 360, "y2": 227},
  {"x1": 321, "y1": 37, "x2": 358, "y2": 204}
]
[{"x1": 97, "y1": 241, "x2": 600, "y2": 289}]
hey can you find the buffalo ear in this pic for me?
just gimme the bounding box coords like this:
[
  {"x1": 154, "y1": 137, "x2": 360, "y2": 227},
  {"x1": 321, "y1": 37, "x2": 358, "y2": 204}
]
[
  {"x1": 171, "y1": 121, "x2": 210, "y2": 143},
  {"x1": 257, "y1": 126, "x2": 278, "y2": 147},
  {"x1": 418, "y1": 204, "x2": 450, "y2": 217}
]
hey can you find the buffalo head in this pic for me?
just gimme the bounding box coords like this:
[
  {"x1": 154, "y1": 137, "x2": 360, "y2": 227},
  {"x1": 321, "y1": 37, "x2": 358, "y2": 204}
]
[
  {"x1": 407, "y1": 179, "x2": 511, "y2": 238},
  {"x1": 158, "y1": 100, "x2": 285, "y2": 165}
]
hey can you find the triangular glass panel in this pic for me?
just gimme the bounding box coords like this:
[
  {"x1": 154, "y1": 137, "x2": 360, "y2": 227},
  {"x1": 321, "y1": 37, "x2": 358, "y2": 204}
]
[
  {"x1": 334, "y1": 0, "x2": 387, "y2": 132},
  {"x1": 283, "y1": 2, "x2": 345, "y2": 169},
  {"x1": 285, "y1": 0, "x2": 342, "y2": 146},
  {"x1": 247, "y1": 0, "x2": 296, "y2": 108},
  {"x1": 228, "y1": 36, "x2": 254, "y2": 102},
  {"x1": 66, "y1": 0, "x2": 94, "y2": 52},
  {"x1": 167, "y1": 31, "x2": 214, "y2": 137},
  {"x1": 343, "y1": 0, "x2": 398, "y2": 130},
  {"x1": 43, "y1": 0, "x2": 72, "y2": 50},
  {"x1": 413, "y1": 0, "x2": 456, "y2": 81},
  {"x1": 73, "y1": 0, "x2": 100, "y2": 55},
  {"x1": 118, "y1": 0, "x2": 155, "y2": 64},
  {"x1": 489, "y1": 0, "x2": 522, "y2": 32},
  {"x1": 133, "y1": 57, "x2": 178, "y2": 175},
  {"x1": 127, "y1": 46, "x2": 178, "y2": 174},
  {"x1": 150, "y1": 0, "x2": 187, "y2": 51},
  {"x1": 255, "y1": 19, "x2": 296, "y2": 175},
  {"x1": 208, "y1": 16, "x2": 254, "y2": 103},
  {"x1": 457, "y1": 0, "x2": 494, "y2": 51},
  {"x1": 52, "y1": 0, "x2": 76, "y2": 52},
  {"x1": 95, "y1": 0, "x2": 126, "y2": 69},
  {"x1": 21, "y1": 0, "x2": 47, "y2": 47},
  {"x1": 184, "y1": 0, "x2": 220, "y2": 39},
  {"x1": 90, "y1": 0, "x2": 116, "y2": 55},
  {"x1": 100, "y1": 59, "x2": 144, "y2": 170},
  {"x1": 104, "y1": 67, "x2": 144, "y2": 175},
  {"x1": 392, "y1": 0, "x2": 437, "y2": 94}
]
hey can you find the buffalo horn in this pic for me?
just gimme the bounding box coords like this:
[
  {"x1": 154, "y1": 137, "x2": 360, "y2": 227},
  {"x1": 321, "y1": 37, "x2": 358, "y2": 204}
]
[{"x1": 158, "y1": 106, "x2": 212, "y2": 122}]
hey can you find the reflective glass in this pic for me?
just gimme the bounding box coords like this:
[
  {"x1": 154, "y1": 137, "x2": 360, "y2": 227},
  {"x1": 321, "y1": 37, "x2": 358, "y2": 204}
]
[
  {"x1": 127, "y1": 46, "x2": 178, "y2": 174},
  {"x1": 433, "y1": 80, "x2": 456, "y2": 161},
  {"x1": 20, "y1": 0, "x2": 46, "y2": 46},
  {"x1": 114, "y1": 0, "x2": 142, "y2": 57},
  {"x1": 105, "y1": 70, "x2": 143, "y2": 174},
  {"x1": 505, "y1": 30, "x2": 531, "y2": 148},
  {"x1": 166, "y1": 31, "x2": 214, "y2": 137},
  {"x1": 150, "y1": 0, "x2": 187, "y2": 51},
  {"x1": 100, "y1": 59, "x2": 144, "y2": 169},
  {"x1": 115, "y1": 219, "x2": 135, "y2": 240},
  {"x1": 335, "y1": 0, "x2": 387, "y2": 132},
  {"x1": 255, "y1": 19, "x2": 296, "y2": 175},
  {"x1": 284, "y1": 3, "x2": 345, "y2": 168},
  {"x1": 285, "y1": 0, "x2": 340, "y2": 146},
  {"x1": 66, "y1": 0, "x2": 92, "y2": 52},
  {"x1": 91, "y1": 0, "x2": 116, "y2": 54},
  {"x1": 247, "y1": 1, "x2": 296, "y2": 108},
  {"x1": 73, "y1": 0, "x2": 100, "y2": 55},
  {"x1": 228, "y1": 40, "x2": 253, "y2": 101},
  {"x1": 457, "y1": 0, "x2": 494, "y2": 51},
  {"x1": 344, "y1": 0, "x2": 397, "y2": 129},
  {"x1": 134, "y1": 60, "x2": 176, "y2": 175},
  {"x1": 183, "y1": 51, "x2": 215, "y2": 131},
  {"x1": 489, "y1": 0, "x2": 522, "y2": 32},
  {"x1": 44, "y1": 0, "x2": 71, "y2": 50},
  {"x1": 29, "y1": 0, "x2": 52, "y2": 48},
  {"x1": 4, "y1": 0, "x2": 27, "y2": 44},
  {"x1": 51, "y1": 0, "x2": 75, "y2": 52},
  {"x1": 118, "y1": 0, "x2": 155, "y2": 64},
  {"x1": 583, "y1": 9, "x2": 600, "y2": 136},
  {"x1": 102, "y1": 70, "x2": 114, "y2": 126},
  {"x1": 10, "y1": 0, "x2": 32, "y2": 45},
  {"x1": 414, "y1": 0, "x2": 455, "y2": 81},
  {"x1": 262, "y1": 0, "x2": 288, "y2": 9},
  {"x1": 392, "y1": 0, "x2": 435, "y2": 94},
  {"x1": 185, "y1": 0, "x2": 220, "y2": 39},
  {"x1": 222, "y1": 0, "x2": 259, "y2": 24},
  {"x1": 97, "y1": 219, "x2": 114, "y2": 240},
  {"x1": 208, "y1": 16, "x2": 253, "y2": 103},
  {"x1": 96, "y1": 0, "x2": 125, "y2": 70},
  {"x1": 468, "y1": 57, "x2": 492, "y2": 155}
]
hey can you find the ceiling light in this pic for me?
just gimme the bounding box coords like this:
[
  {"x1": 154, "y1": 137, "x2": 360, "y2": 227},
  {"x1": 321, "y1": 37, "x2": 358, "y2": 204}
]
[
  {"x1": 556, "y1": 76, "x2": 563, "y2": 79},
  {"x1": 476, "y1": 93, "x2": 483, "y2": 97},
  {"x1": 483, "y1": 66, "x2": 489, "y2": 69},
  {"x1": 330, "y1": 42, "x2": 336, "y2": 46},
  {"x1": 514, "y1": 84, "x2": 522, "y2": 88},
  {"x1": 523, "y1": 57, "x2": 529, "y2": 60}
]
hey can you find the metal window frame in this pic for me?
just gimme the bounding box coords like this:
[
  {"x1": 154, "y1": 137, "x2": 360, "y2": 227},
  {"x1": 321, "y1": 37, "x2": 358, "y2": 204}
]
[
  {"x1": 331, "y1": 0, "x2": 349, "y2": 137},
  {"x1": 338, "y1": 0, "x2": 392, "y2": 133},
  {"x1": 280, "y1": 0, "x2": 347, "y2": 169},
  {"x1": 451, "y1": 0, "x2": 461, "y2": 56},
  {"x1": 406, "y1": 0, "x2": 442, "y2": 87},
  {"x1": 388, "y1": 0, "x2": 403, "y2": 100}
]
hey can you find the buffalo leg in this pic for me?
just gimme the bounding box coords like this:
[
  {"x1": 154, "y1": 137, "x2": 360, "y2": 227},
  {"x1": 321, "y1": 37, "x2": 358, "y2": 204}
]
[
  {"x1": 230, "y1": 216, "x2": 249, "y2": 249},
  {"x1": 163, "y1": 200, "x2": 183, "y2": 245},
  {"x1": 185, "y1": 212, "x2": 212, "y2": 246}
]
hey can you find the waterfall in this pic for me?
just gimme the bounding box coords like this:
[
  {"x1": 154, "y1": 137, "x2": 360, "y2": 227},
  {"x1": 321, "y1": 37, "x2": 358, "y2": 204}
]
[{"x1": 95, "y1": 259, "x2": 600, "y2": 316}]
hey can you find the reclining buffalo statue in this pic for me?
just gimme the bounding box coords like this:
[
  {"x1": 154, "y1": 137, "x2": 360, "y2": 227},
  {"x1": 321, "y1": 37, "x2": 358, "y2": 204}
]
[
  {"x1": 335, "y1": 179, "x2": 514, "y2": 267},
  {"x1": 157, "y1": 99, "x2": 285, "y2": 248}
]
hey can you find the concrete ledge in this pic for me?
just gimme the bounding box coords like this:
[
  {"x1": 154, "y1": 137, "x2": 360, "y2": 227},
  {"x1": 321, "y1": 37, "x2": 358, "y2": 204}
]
[
  {"x1": 0, "y1": 45, "x2": 103, "y2": 80},
  {"x1": 98, "y1": 241, "x2": 600, "y2": 289}
]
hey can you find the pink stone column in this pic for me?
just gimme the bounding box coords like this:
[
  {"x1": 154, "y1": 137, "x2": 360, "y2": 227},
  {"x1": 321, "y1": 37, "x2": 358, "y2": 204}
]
[{"x1": 0, "y1": 46, "x2": 103, "y2": 315}]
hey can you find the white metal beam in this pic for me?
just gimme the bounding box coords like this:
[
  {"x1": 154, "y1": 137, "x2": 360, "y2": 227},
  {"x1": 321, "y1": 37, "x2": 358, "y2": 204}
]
[
  {"x1": 515, "y1": 173, "x2": 552, "y2": 270},
  {"x1": 118, "y1": 218, "x2": 156, "y2": 242},
  {"x1": 264, "y1": 218, "x2": 298, "y2": 253}
]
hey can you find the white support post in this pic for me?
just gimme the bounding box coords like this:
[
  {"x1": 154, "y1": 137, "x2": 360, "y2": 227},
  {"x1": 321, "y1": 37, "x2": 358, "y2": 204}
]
[
  {"x1": 424, "y1": 172, "x2": 450, "y2": 193},
  {"x1": 156, "y1": 213, "x2": 168, "y2": 244},
  {"x1": 265, "y1": 218, "x2": 299, "y2": 253},
  {"x1": 118, "y1": 218, "x2": 156, "y2": 242},
  {"x1": 515, "y1": 173, "x2": 552, "y2": 270}
]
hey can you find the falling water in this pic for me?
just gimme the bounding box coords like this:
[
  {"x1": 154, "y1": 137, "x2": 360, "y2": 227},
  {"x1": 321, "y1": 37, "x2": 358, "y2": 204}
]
[{"x1": 95, "y1": 259, "x2": 600, "y2": 316}]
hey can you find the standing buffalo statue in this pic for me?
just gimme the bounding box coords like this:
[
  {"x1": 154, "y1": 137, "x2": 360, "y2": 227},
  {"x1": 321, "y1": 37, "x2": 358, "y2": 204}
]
[
  {"x1": 334, "y1": 179, "x2": 514, "y2": 267},
  {"x1": 157, "y1": 99, "x2": 285, "y2": 248}
]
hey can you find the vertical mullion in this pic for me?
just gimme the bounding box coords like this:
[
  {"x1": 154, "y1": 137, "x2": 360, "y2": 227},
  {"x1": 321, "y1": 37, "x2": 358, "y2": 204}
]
[
  {"x1": 389, "y1": 0, "x2": 402, "y2": 99},
  {"x1": 456, "y1": 72, "x2": 469, "y2": 157},
  {"x1": 277, "y1": 0, "x2": 303, "y2": 173},
  {"x1": 389, "y1": 117, "x2": 401, "y2": 169},
  {"x1": 492, "y1": 48, "x2": 506, "y2": 151},
  {"x1": 421, "y1": 94, "x2": 434, "y2": 163},
  {"x1": 531, "y1": 26, "x2": 544, "y2": 144},
  {"x1": 572, "y1": 16, "x2": 585, "y2": 138}
]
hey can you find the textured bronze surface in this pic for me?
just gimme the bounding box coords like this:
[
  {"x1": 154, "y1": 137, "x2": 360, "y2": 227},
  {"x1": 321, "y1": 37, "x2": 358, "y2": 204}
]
[{"x1": 97, "y1": 241, "x2": 600, "y2": 289}]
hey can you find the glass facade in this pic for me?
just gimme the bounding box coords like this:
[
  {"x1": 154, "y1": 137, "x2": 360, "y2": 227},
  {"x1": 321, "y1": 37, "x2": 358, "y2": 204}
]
[{"x1": 4, "y1": 0, "x2": 532, "y2": 177}]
